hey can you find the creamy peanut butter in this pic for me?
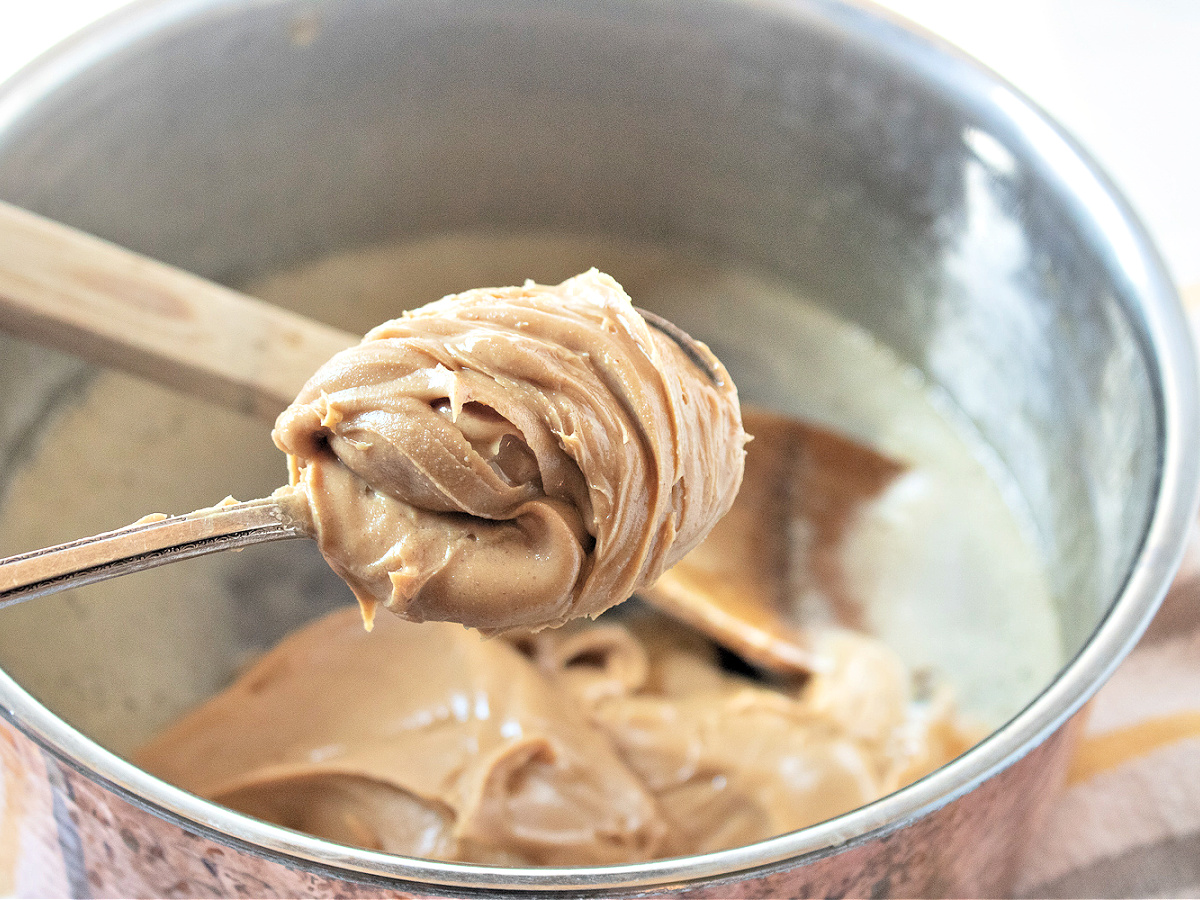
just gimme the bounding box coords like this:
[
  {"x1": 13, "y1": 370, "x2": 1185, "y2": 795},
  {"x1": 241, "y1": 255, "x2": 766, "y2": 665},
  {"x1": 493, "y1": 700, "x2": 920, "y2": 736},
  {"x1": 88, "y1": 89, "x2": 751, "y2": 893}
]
[
  {"x1": 271, "y1": 270, "x2": 747, "y2": 633},
  {"x1": 137, "y1": 607, "x2": 666, "y2": 864},
  {"x1": 137, "y1": 607, "x2": 976, "y2": 863}
]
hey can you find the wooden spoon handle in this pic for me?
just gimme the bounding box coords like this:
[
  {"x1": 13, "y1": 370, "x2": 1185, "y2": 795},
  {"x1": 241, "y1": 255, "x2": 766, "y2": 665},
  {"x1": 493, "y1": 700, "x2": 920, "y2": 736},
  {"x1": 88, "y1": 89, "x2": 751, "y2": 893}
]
[
  {"x1": 0, "y1": 200, "x2": 357, "y2": 418},
  {"x1": 0, "y1": 495, "x2": 310, "y2": 611}
]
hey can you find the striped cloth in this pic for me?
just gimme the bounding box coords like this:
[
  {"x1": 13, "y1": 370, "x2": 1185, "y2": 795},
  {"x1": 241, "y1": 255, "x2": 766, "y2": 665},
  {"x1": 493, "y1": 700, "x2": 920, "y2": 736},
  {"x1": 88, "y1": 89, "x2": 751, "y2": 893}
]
[{"x1": 1016, "y1": 285, "x2": 1200, "y2": 899}]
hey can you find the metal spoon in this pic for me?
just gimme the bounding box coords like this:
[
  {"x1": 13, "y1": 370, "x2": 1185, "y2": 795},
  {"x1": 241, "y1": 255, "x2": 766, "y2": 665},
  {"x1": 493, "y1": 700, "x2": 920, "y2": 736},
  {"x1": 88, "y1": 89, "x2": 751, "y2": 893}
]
[
  {"x1": 0, "y1": 203, "x2": 730, "y2": 597},
  {"x1": 0, "y1": 301, "x2": 725, "y2": 611}
]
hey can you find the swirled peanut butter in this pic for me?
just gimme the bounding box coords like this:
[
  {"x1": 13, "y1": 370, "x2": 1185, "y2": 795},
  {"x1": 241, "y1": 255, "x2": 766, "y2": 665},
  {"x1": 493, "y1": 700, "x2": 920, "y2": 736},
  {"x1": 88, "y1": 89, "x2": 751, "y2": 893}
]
[
  {"x1": 271, "y1": 270, "x2": 747, "y2": 633},
  {"x1": 137, "y1": 607, "x2": 976, "y2": 864}
]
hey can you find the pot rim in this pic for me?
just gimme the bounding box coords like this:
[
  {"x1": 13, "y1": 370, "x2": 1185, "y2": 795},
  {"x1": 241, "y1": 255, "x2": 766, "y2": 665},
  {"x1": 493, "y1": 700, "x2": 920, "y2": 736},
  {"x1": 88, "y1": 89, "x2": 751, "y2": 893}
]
[{"x1": 1, "y1": 0, "x2": 1197, "y2": 892}]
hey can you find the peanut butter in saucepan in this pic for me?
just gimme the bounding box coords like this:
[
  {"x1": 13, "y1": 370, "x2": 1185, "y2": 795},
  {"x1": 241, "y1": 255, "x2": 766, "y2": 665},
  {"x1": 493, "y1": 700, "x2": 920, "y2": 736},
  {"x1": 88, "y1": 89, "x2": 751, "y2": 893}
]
[
  {"x1": 137, "y1": 607, "x2": 975, "y2": 864},
  {"x1": 138, "y1": 270, "x2": 978, "y2": 865}
]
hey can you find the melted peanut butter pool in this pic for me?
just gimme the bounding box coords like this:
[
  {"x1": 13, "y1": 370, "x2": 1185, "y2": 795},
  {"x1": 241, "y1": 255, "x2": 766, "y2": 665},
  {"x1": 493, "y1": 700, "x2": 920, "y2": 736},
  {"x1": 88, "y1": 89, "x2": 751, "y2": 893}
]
[{"x1": 138, "y1": 606, "x2": 977, "y2": 863}]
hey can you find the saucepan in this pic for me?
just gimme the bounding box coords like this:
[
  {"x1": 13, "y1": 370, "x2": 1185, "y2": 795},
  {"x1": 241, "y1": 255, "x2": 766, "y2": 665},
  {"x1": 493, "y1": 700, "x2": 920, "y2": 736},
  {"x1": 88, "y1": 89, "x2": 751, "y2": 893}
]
[{"x1": 0, "y1": 0, "x2": 1196, "y2": 896}]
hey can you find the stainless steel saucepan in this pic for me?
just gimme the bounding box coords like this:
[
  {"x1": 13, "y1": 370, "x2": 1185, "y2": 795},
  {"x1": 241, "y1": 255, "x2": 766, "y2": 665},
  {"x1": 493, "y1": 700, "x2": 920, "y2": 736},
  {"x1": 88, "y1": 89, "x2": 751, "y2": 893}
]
[{"x1": 0, "y1": 0, "x2": 1195, "y2": 896}]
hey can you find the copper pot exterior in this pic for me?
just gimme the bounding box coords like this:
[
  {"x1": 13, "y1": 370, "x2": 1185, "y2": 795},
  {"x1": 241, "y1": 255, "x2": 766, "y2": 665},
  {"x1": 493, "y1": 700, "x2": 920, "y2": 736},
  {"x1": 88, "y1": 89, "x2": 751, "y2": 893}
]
[{"x1": 1, "y1": 714, "x2": 1081, "y2": 898}]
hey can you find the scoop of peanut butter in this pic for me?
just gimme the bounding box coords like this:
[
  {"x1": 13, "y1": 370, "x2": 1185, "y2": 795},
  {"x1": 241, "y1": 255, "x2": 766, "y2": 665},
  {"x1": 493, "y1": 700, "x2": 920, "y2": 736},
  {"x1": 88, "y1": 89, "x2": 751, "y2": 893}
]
[{"x1": 271, "y1": 270, "x2": 747, "y2": 633}]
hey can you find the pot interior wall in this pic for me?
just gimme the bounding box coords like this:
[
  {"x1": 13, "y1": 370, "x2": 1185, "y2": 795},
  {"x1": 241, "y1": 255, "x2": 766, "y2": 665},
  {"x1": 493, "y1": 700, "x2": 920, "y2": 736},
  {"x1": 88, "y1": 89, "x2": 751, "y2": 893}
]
[{"x1": 0, "y1": 1, "x2": 1157, "y2": 754}]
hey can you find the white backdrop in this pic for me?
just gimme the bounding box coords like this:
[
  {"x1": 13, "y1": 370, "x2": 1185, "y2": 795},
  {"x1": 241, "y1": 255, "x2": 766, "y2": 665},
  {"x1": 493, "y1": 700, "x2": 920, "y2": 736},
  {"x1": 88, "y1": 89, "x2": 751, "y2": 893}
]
[{"x1": 3, "y1": 1, "x2": 1197, "y2": 287}]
